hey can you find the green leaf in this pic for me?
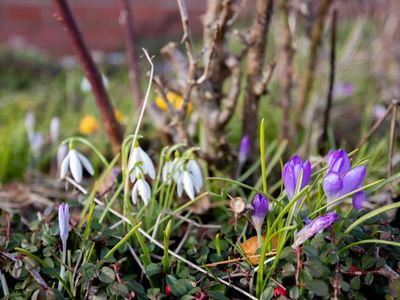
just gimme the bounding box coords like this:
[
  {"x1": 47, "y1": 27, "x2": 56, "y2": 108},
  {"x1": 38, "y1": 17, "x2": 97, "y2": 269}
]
[
  {"x1": 146, "y1": 263, "x2": 161, "y2": 277},
  {"x1": 361, "y1": 255, "x2": 376, "y2": 269},
  {"x1": 351, "y1": 276, "x2": 361, "y2": 290},
  {"x1": 289, "y1": 286, "x2": 299, "y2": 299},
  {"x1": 166, "y1": 275, "x2": 194, "y2": 297},
  {"x1": 110, "y1": 283, "x2": 129, "y2": 296},
  {"x1": 99, "y1": 266, "x2": 115, "y2": 284},
  {"x1": 306, "y1": 279, "x2": 329, "y2": 297},
  {"x1": 260, "y1": 287, "x2": 274, "y2": 300},
  {"x1": 364, "y1": 273, "x2": 374, "y2": 285}
]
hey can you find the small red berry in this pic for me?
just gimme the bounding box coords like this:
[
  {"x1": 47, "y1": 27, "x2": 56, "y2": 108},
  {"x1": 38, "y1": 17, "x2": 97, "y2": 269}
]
[
  {"x1": 274, "y1": 286, "x2": 287, "y2": 297},
  {"x1": 165, "y1": 285, "x2": 172, "y2": 296}
]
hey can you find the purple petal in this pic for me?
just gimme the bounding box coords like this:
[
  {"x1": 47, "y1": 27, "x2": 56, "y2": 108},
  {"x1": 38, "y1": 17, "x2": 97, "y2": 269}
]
[
  {"x1": 283, "y1": 162, "x2": 295, "y2": 199},
  {"x1": 329, "y1": 149, "x2": 351, "y2": 176},
  {"x1": 238, "y1": 135, "x2": 251, "y2": 163},
  {"x1": 352, "y1": 191, "x2": 365, "y2": 210},
  {"x1": 292, "y1": 213, "x2": 338, "y2": 248},
  {"x1": 251, "y1": 193, "x2": 269, "y2": 230},
  {"x1": 342, "y1": 166, "x2": 366, "y2": 195},
  {"x1": 301, "y1": 160, "x2": 312, "y2": 189},
  {"x1": 323, "y1": 172, "x2": 343, "y2": 200}
]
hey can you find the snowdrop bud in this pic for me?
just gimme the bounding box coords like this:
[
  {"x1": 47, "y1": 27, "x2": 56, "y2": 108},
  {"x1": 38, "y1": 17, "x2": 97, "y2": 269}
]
[
  {"x1": 131, "y1": 177, "x2": 151, "y2": 206},
  {"x1": 50, "y1": 117, "x2": 60, "y2": 144},
  {"x1": 292, "y1": 213, "x2": 338, "y2": 248},
  {"x1": 58, "y1": 203, "x2": 69, "y2": 244}
]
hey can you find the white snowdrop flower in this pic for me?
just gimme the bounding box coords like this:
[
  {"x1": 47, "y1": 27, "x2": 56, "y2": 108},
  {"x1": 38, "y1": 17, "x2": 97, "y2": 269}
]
[
  {"x1": 30, "y1": 133, "x2": 44, "y2": 158},
  {"x1": 60, "y1": 148, "x2": 94, "y2": 183},
  {"x1": 57, "y1": 144, "x2": 69, "y2": 172},
  {"x1": 50, "y1": 117, "x2": 60, "y2": 144},
  {"x1": 162, "y1": 158, "x2": 181, "y2": 184},
  {"x1": 182, "y1": 171, "x2": 195, "y2": 200},
  {"x1": 128, "y1": 144, "x2": 155, "y2": 182},
  {"x1": 81, "y1": 74, "x2": 109, "y2": 93},
  {"x1": 25, "y1": 112, "x2": 35, "y2": 140},
  {"x1": 187, "y1": 159, "x2": 203, "y2": 193},
  {"x1": 131, "y1": 178, "x2": 151, "y2": 206}
]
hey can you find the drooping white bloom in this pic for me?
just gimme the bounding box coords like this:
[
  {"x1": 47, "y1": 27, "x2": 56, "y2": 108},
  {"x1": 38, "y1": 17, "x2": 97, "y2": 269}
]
[
  {"x1": 81, "y1": 74, "x2": 109, "y2": 93},
  {"x1": 162, "y1": 158, "x2": 181, "y2": 184},
  {"x1": 50, "y1": 117, "x2": 60, "y2": 144},
  {"x1": 57, "y1": 144, "x2": 69, "y2": 172},
  {"x1": 187, "y1": 159, "x2": 203, "y2": 193},
  {"x1": 60, "y1": 148, "x2": 94, "y2": 183},
  {"x1": 128, "y1": 145, "x2": 155, "y2": 182},
  {"x1": 131, "y1": 178, "x2": 151, "y2": 206}
]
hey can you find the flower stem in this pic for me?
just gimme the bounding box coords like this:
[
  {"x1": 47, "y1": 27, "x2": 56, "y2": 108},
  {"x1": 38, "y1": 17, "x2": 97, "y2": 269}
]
[{"x1": 58, "y1": 241, "x2": 67, "y2": 291}]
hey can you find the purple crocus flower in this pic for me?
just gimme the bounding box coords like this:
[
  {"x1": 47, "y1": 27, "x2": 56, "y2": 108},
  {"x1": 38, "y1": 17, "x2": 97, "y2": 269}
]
[
  {"x1": 323, "y1": 149, "x2": 366, "y2": 209},
  {"x1": 292, "y1": 212, "x2": 338, "y2": 248},
  {"x1": 283, "y1": 155, "x2": 312, "y2": 200},
  {"x1": 238, "y1": 135, "x2": 251, "y2": 163},
  {"x1": 58, "y1": 203, "x2": 69, "y2": 291},
  {"x1": 251, "y1": 193, "x2": 269, "y2": 247},
  {"x1": 58, "y1": 203, "x2": 69, "y2": 244}
]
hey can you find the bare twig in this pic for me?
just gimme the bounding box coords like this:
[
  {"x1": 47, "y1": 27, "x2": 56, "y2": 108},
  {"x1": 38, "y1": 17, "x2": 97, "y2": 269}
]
[
  {"x1": 294, "y1": 0, "x2": 333, "y2": 134},
  {"x1": 320, "y1": 8, "x2": 337, "y2": 153},
  {"x1": 357, "y1": 102, "x2": 394, "y2": 147},
  {"x1": 278, "y1": 0, "x2": 294, "y2": 142},
  {"x1": 388, "y1": 99, "x2": 398, "y2": 178},
  {"x1": 52, "y1": 0, "x2": 123, "y2": 154},
  {"x1": 174, "y1": 223, "x2": 192, "y2": 253},
  {"x1": 119, "y1": 0, "x2": 143, "y2": 106},
  {"x1": 241, "y1": 0, "x2": 274, "y2": 160}
]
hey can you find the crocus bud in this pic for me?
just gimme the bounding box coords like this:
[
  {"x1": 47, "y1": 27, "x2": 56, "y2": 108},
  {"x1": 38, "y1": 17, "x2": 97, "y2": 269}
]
[
  {"x1": 323, "y1": 149, "x2": 367, "y2": 209},
  {"x1": 238, "y1": 135, "x2": 251, "y2": 163},
  {"x1": 283, "y1": 155, "x2": 311, "y2": 199},
  {"x1": 292, "y1": 213, "x2": 338, "y2": 248},
  {"x1": 58, "y1": 203, "x2": 69, "y2": 244},
  {"x1": 251, "y1": 193, "x2": 269, "y2": 247}
]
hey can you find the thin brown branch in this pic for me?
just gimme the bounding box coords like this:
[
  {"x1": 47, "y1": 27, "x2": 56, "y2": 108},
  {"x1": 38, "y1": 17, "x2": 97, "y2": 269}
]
[
  {"x1": 357, "y1": 102, "x2": 394, "y2": 148},
  {"x1": 388, "y1": 99, "x2": 398, "y2": 178},
  {"x1": 242, "y1": 0, "x2": 274, "y2": 160},
  {"x1": 119, "y1": 0, "x2": 143, "y2": 107},
  {"x1": 320, "y1": 8, "x2": 337, "y2": 153},
  {"x1": 294, "y1": 0, "x2": 333, "y2": 134},
  {"x1": 278, "y1": 0, "x2": 294, "y2": 142},
  {"x1": 218, "y1": 56, "x2": 241, "y2": 127},
  {"x1": 52, "y1": 0, "x2": 123, "y2": 154}
]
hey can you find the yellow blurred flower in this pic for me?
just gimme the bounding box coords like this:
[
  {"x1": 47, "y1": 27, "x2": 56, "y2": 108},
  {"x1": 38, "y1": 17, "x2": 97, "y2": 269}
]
[
  {"x1": 114, "y1": 110, "x2": 124, "y2": 123},
  {"x1": 155, "y1": 91, "x2": 193, "y2": 114},
  {"x1": 79, "y1": 115, "x2": 99, "y2": 135}
]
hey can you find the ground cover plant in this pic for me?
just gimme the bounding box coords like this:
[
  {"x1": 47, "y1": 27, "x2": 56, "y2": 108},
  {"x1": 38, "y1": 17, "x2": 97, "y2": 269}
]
[{"x1": 1, "y1": 0, "x2": 400, "y2": 299}]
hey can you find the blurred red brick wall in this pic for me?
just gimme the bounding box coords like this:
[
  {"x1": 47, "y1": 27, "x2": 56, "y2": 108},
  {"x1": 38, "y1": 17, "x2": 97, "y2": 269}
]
[{"x1": 0, "y1": 0, "x2": 205, "y2": 56}]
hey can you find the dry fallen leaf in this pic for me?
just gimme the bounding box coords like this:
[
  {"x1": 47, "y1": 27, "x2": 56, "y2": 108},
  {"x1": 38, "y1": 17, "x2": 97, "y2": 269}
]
[{"x1": 240, "y1": 235, "x2": 278, "y2": 265}]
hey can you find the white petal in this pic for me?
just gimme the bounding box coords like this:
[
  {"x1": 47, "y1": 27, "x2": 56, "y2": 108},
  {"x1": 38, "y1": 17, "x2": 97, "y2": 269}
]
[
  {"x1": 177, "y1": 180, "x2": 183, "y2": 197},
  {"x1": 77, "y1": 152, "x2": 94, "y2": 176},
  {"x1": 128, "y1": 147, "x2": 141, "y2": 172},
  {"x1": 58, "y1": 145, "x2": 69, "y2": 173},
  {"x1": 183, "y1": 171, "x2": 195, "y2": 200},
  {"x1": 138, "y1": 179, "x2": 151, "y2": 206},
  {"x1": 81, "y1": 77, "x2": 91, "y2": 92},
  {"x1": 60, "y1": 153, "x2": 70, "y2": 179},
  {"x1": 139, "y1": 147, "x2": 155, "y2": 179},
  {"x1": 188, "y1": 160, "x2": 203, "y2": 190},
  {"x1": 190, "y1": 173, "x2": 201, "y2": 193},
  {"x1": 162, "y1": 161, "x2": 171, "y2": 183},
  {"x1": 69, "y1": 150, "x2": 83, "y2": 183},
  {"x1": 131, "y1": 183, "x2": 139, "y2": 205}
]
